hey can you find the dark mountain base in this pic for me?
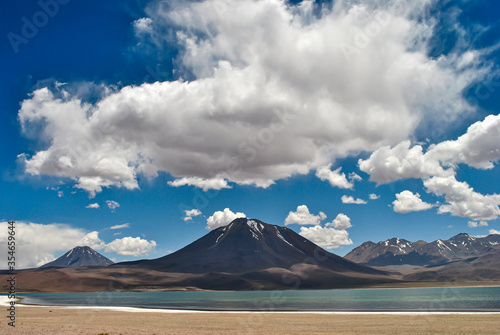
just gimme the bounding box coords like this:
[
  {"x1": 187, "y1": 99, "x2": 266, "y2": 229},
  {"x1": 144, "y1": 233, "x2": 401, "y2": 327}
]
[{"x1": 0, "y1": 265, "x2": 401, "y2": 293}]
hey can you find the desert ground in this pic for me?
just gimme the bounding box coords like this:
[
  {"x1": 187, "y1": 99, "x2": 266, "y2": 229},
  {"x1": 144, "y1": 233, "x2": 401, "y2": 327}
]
[{"x1": 2, "y1": 306, "x2": 500, "y2": 335}]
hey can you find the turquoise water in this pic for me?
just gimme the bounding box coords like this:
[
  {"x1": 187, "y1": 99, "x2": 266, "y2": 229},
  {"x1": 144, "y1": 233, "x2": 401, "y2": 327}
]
[{"x1": 18, "y1": 287, "x2": 500, "y2": 311}]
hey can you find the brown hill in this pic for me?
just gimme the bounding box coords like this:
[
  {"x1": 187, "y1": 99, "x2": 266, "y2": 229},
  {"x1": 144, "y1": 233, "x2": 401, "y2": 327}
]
[{"x1": 403, "y1": 246, "x2": 500, "y2": 282}]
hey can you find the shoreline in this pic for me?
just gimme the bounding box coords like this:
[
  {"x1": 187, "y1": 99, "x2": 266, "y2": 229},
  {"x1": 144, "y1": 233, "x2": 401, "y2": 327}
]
[
  {"x1": 26, "y1": 306, "x2": 500, "y2": 315},
  {"x1": 3, "y1": 298, "x2": 500, "y2": 315}
]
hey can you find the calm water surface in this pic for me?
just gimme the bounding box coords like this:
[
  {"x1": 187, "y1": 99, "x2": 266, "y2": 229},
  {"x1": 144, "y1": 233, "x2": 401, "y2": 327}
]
[{"x1": 18, "y1": 287, "x2": 500, "y2": 312}]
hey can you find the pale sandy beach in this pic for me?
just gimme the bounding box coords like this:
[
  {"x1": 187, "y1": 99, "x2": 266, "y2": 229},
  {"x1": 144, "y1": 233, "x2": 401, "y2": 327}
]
[{"x1": 2, "y1": 304, "x2": 500, "y2": 335}]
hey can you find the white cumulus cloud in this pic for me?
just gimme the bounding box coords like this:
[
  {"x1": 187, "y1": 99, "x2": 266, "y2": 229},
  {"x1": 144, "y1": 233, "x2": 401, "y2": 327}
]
[
  {"x1": 359, "y1": 112, "x2": 500, "y2": 222},
  {"x1": 183, "y1": 209, "x2": 202, "y2": 221},
  {"x1": 316, "y1": 165, "x2": 354, "y2": 189},
  {"x1": 133, "y1": 17, "x2": 153, "y2": 35},
  {"x1": 423, "y1": 176, "x2": 500, "y2": 221},
  {"x1": 369, "y1": 193, "x2": 380, "y2": 200},
  {"x1": 206, "y1": 208, "x2": 246, "y2": 230},
  {"x1": 359, "y1": 140, "x2": 450, "y2": 184},
  {"x1": 299, "y1": 226, "x2": 353, "y2": 249},
  {"x1": 326, "y1": 213, "x2": 352, "y2": 229},
  {"x1": 104, "y1": 236, "x2": 156, "y2": 256},
  {"x1": 392, "y1": 190, "x2": 434, "y2": 214},
  {"x1": 284, "y1": 205, "x2": 326, "y2": 226},
  {"x1": 86, "y1": 203, "x2": 100, "y2": 209},
  {"x1": 106, "y1": 200, "x2": 120, "y2": 211},
  {"x1": 17, "y1": 0, "x2": 488, "y2": 195},
  {"x1": 341, "y1": 195, "x2": 367, "y2": 204},
  {"x1": 360, "y1": 114, "x2": 500, "y2": 184},
  {"x1": 490, "y1": 229, "x2": 500, "y2": 235},
  {"x1": 80, "y1": 231, "x2": 106, "y2": 250},
  {"x1": 426, "y1": 113, "x2": 500, "y2": 170}
]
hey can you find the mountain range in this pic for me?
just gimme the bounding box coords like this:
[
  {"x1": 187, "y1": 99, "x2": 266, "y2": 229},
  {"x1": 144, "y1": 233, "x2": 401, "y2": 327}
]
[
  {"x1": 344, "y1": 233, "x2": 500, "y2": 266},
  {"x1": 40, "y1": 246, "x2": 114, "y2": 268},
  {"x1": 1, "y1": 218, "x2": 397, "y2": 292},
  {"x1": 1, "y1": 219, "x2": 499, "y2": 292},
  {"x1": 345, "y1": 233, "x2": 500, "y2": 282}
]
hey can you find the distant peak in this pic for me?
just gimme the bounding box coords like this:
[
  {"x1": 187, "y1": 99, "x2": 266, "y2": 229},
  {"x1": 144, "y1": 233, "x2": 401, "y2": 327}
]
[
  {"x1": 449, "y1": 233, "x2": 472, "y2": 241},
  {"x1": 40, "y1": 245, "x2": 113, "y2": 268}
]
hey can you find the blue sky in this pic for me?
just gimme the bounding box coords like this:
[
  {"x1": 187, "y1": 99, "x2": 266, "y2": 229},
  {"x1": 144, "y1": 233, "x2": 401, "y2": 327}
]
[{"x1": 1, "y1": 0, "x2": 500, "y2": 268}]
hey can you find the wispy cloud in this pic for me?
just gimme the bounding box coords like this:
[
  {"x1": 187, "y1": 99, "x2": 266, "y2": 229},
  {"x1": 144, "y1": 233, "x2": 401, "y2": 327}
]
[
  {"x1": 468, "y1": 221, "x2": 488, "y2": 228},
  {"x1": 106, "y1": 200, "x2": 120, "y2": 211},
  {"x1": 110, "y1": 223, "x2": 130, "y2": 230},
  {"x1": 341, "y1": 195, "x2": 367, "y2": 205},
  {"x1": 183, "y1": 209, "x2": 202, "y2": 222},
  {"x1": 85, "y1": 203, "x2": 100, "y2": 209},
  {"x1": 316, "y1": 165, "x2": 355, "y2": 189}
]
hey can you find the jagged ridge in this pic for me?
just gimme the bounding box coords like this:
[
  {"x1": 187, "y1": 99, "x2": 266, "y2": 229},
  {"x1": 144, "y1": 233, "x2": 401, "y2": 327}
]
[{"x1": 344, "y1": 233, "x2": 500, "y2": 266}]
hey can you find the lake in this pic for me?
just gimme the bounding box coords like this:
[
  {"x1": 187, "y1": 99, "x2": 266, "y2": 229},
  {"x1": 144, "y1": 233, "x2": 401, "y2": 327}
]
[{"x1": 18, "y1": 286, "x2": 500, "y2": 312}]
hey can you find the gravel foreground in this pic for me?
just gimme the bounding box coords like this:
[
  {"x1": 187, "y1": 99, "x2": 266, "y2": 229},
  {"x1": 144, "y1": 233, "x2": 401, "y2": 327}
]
[{"x1": 2, "y1": 306, "x2": 500, "y2": 335}]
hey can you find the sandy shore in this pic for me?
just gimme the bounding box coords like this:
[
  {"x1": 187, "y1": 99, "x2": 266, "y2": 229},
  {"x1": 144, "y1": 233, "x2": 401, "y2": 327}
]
[{"x1": 1, "y1": 305, "x2": 499, "y2": 335}]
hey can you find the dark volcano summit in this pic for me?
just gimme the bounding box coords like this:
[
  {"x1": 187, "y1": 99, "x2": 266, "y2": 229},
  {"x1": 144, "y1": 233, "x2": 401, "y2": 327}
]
[{"x1": 40, "y1": 246, "x2": 114, "y2": 268}]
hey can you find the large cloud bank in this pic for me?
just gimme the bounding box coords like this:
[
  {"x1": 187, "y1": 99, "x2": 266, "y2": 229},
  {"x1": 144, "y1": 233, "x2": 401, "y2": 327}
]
[{"x1": 18, "y1": 0, "x2": 487, "y2": 195}]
